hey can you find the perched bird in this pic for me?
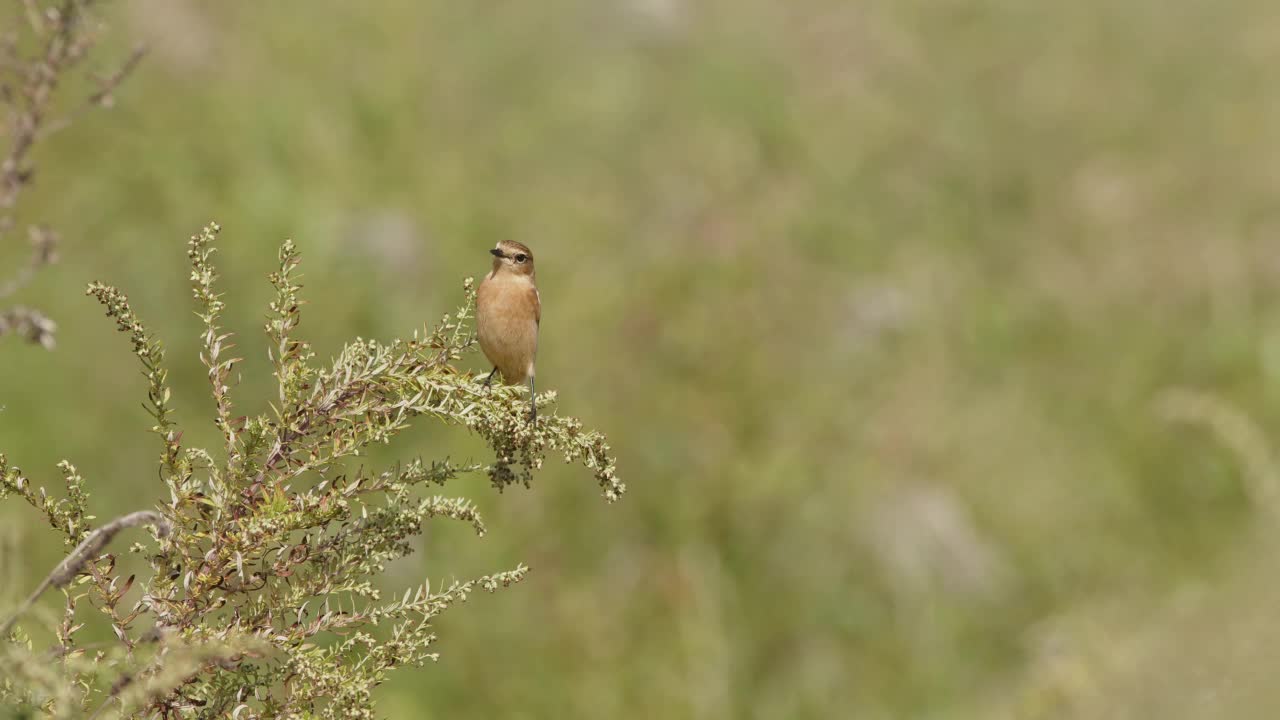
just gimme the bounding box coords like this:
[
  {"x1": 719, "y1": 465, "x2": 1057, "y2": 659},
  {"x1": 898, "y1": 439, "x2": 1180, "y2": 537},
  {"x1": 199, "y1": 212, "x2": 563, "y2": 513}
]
[{"x1": 476, "y1": 240, "x2": 541, "y2": 425}]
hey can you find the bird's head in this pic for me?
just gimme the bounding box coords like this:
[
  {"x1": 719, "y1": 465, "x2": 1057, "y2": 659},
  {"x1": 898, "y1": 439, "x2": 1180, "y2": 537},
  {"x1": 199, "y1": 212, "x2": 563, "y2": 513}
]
[{"x1": 489, "y1": 240, "x2": 535, "y2": 278}]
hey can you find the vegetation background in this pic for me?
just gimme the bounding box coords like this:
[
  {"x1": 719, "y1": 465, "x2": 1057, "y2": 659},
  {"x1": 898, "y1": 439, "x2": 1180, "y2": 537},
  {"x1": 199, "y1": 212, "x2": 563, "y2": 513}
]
[{"x1": 5, "y1": 0, "x2": 1280, "y2": 717}]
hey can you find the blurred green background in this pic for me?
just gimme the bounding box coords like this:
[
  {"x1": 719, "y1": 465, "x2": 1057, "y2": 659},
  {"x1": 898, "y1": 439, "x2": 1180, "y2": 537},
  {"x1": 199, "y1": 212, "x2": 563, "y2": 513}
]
[{"x1": 6, "y1": 0, "x2": 1280, "y2": 717}]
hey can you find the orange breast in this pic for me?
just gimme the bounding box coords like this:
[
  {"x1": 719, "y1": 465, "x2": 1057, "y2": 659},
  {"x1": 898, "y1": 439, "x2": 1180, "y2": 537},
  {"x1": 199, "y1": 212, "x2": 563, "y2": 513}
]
[{"x1": 477, "y1": 273, "x2": 539, "y2": 384}]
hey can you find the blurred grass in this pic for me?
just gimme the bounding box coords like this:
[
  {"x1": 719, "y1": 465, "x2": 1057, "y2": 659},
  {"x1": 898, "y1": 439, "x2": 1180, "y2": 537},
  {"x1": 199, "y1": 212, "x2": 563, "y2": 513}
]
[{"x1": 6, "y1": 0, "x2": 1280, "y2": 716}]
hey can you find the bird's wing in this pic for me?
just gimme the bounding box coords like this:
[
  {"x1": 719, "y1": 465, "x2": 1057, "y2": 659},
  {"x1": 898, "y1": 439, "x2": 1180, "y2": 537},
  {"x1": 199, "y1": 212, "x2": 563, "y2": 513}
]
[{"x1": 531, "y1": 286, "x2": 541, "y2": 327}]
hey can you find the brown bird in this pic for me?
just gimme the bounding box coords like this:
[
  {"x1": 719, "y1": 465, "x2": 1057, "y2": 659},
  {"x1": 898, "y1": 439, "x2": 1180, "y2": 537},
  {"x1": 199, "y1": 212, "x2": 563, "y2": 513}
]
[{"x1": 476, "y1": 240, "x2": 541, "y2": 425}]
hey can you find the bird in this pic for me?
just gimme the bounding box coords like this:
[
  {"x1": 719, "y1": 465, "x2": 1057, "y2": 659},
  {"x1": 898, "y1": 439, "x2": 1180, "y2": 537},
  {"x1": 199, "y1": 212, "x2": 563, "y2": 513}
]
[{"x1": 476, "y1": 240, "x2": 541, "y2": 426}]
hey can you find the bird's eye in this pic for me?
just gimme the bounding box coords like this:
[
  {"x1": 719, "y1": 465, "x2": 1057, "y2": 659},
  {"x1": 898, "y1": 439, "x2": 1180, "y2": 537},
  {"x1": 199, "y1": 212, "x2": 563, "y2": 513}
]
[{"x1": 515, "y1": 254, "x2": 528, "y2": 263}]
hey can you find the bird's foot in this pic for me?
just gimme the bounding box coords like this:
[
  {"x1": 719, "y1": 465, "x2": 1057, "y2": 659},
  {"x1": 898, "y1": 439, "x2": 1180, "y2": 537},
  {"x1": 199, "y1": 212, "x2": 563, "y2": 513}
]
[{"x1": 481, "y1": 367, "x2": 499, "y2": 392}]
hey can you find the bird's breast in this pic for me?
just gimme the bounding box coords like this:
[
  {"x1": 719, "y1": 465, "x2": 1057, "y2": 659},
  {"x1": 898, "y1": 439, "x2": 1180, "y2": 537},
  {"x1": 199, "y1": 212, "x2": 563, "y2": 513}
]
[{"x1": 477, "y1": 275, "x2": 539, "y2": 383}]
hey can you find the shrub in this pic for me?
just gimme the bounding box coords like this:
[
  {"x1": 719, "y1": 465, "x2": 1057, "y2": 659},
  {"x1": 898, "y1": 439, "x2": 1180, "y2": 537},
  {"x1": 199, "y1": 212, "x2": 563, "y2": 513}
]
[{"x1": 0, "y1": 223, "x2": 623, "y2": 718}]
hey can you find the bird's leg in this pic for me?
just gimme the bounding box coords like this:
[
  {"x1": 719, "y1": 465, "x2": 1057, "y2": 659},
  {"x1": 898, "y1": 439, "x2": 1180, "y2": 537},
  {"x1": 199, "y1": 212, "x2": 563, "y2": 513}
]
[
  {"x1": 528, "y1": 376, "x2": 537, "y2": 427},
  {"x1": 482, "y1": 366, "x2": 499, "y2": 391}
]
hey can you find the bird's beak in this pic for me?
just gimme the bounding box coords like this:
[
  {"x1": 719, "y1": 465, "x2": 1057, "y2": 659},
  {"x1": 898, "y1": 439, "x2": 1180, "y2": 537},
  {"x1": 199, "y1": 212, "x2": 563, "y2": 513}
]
[{"x1": 489, "y1": 248, "x2": 504, "y2": 258}]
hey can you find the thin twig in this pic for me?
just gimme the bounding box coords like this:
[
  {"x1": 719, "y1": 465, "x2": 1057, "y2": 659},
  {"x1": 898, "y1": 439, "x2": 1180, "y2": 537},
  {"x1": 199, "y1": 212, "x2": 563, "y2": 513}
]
[
  {"x1": 0, "y1": 509, "x2": 171, "y2": 636},
  {"x1": 39, "y1": 42, "x2": 147, "y2": 139},
  {"x1": 0, "y1": 224, "x2": 57, "y2": 300}
]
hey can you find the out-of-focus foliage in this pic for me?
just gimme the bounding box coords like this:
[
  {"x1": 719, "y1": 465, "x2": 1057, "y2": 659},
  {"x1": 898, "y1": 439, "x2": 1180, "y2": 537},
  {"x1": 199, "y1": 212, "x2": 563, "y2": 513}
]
[
  {"x1": 0, "y1": 0, "x2": 143, "y2": 349},
  {"x1": 5, "y1": 0, "x2": 1280, "y2": 717}
]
